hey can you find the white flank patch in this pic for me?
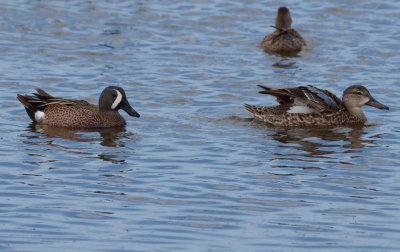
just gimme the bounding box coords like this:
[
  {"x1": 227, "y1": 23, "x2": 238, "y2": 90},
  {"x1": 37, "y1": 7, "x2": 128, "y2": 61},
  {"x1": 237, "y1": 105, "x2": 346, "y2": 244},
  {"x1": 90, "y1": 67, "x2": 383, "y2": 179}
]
[
  {"x1": 34, "y1": 111, "x2": 45, "y2": 122},
  {"x1": 111, "y1": 90, "x2": 123, "y2": 110},
  {"x1": 288, "y1": 105, "x2": 316, "y2": 114}
]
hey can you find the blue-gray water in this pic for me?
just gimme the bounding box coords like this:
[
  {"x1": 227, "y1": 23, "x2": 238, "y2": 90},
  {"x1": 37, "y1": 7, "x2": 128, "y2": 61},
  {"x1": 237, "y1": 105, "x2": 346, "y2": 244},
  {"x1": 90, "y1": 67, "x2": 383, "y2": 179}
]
[{"x1": 1, "y1": 0, "x2": 400, "y2": 251}]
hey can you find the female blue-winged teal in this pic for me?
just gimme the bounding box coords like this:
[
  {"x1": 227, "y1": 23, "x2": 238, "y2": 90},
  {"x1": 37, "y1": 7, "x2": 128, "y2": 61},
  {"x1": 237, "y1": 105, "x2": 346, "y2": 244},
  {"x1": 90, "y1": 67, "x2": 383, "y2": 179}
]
[
  {"x1": 261, "y1": 7, "x2": 306, "y2": 53},
  {"x1": 244, "y1": 85, "x2": 389, "y2": 127},
  {"x1": 17, "y1": 86, "x2": 140, "y2": 128}
]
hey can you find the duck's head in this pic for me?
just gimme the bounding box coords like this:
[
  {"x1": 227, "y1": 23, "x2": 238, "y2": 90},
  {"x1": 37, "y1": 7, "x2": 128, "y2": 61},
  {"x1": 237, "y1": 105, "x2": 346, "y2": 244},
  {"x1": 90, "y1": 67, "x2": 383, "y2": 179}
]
[
  {"x1": 99, "y1": 86, "x2": 140, "y2": 117},
  {"x1": 343, "y1": 85, "x2": 389, "y2": 112},
  {"x1": 275, "y1": 7, "x2": 292, "y2": 30}
]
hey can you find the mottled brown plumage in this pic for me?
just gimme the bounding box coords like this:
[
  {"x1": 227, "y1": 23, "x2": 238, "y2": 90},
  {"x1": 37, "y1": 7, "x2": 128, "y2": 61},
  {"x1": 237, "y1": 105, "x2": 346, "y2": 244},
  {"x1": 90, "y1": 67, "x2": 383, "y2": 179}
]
[
  {"x1": 261, "y1": 7, "x2": 306, "y2": 53},
  {"x1": 17, "y1": 86, "x2": 140, "y2": 128},
  {"x1": 244, "y1": 85, "x2": 389, "y2": 127}
]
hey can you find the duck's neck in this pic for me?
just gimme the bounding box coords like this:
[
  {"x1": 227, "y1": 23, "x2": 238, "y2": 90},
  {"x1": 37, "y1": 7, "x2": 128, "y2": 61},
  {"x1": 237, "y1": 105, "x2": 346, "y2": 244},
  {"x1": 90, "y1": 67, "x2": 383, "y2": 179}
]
[
  {"x1": 275, "y1": 23, "x2": 291, "y2": 31},
  {"x1": 345, "y1": 106, "x2": 367, "y2": 122},
  {"x1": 275, "y1": 16, "x2": 291, "y2": 31}
]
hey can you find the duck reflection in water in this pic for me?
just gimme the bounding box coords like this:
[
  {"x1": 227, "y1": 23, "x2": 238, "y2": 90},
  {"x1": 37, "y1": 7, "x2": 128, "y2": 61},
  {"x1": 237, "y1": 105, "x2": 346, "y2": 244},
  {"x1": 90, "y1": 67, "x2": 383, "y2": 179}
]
[
  {"x1": 272, "y1": 127, "x2": 372, "y2": 156},
  {"x1": 248, "y1": 122, "x2": 381, "y2": 161},
  {"x1": 27, "y1": 123, "x2": 130, "y2": 148}
]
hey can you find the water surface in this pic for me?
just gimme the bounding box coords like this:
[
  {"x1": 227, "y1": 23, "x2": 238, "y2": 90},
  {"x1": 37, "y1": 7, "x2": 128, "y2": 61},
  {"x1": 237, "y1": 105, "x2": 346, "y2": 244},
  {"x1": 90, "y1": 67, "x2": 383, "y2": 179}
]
[{"x1": 1, "y1": 0, "x2": 400, "y2": 251}]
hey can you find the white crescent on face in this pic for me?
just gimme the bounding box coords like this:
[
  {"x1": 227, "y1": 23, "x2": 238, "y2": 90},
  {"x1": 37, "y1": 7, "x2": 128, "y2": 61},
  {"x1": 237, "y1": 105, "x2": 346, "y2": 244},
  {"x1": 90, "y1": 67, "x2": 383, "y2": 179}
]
[{"x1": 111, "y1": 90, "x2": 123, "y2": 110}]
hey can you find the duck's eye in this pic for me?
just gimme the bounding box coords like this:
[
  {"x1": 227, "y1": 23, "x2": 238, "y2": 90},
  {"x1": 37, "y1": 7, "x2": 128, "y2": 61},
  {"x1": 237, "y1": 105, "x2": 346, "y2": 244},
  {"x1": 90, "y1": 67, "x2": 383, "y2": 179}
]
[
  {"x1": 357, "y1": 91, "x2": 362, "y2": 95},
  {"x1": 112, "y1": 94, "x2": 117, "y2": 98}
]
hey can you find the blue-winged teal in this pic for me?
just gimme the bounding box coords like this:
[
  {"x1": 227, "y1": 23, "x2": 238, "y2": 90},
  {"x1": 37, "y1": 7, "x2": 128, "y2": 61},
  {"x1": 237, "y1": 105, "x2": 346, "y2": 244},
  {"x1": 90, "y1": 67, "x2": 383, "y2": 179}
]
[
  {"x1": 244, "y1": 85, "x2": 389, "y2": 127},
  {"x1": 261, "y1": 7, "x2": 306, "y2": 52},
  {"x1": 17, "y1": 86, "x2": 140, "y2": 128}
]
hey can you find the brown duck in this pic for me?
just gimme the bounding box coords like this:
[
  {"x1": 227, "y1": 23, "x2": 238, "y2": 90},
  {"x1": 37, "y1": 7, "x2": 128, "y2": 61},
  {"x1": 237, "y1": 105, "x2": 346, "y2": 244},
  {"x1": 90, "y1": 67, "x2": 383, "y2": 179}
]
[
  {"x1": 244, "y1": 85, "x2": 389, "y2": 127},
  {"x1": 17, "y1": 86, "x2": 140, "y2": 128},
  {"x1": 261, "y1": 7, "x2": 306, "y2": 53}
]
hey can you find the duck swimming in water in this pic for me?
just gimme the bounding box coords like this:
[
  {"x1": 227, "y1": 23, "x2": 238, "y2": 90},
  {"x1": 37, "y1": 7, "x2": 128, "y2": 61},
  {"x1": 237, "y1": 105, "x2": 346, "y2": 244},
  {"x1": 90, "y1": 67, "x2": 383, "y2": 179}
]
[
  {"x1": 17, "y1": 86, "x2": 140, "y2": 128},
  {"x1": 245, "y1": 85, "x2": 389, "y2": 127},
  {"x1": 261, "y1": 7, "x2": 306, "y2": 53}
]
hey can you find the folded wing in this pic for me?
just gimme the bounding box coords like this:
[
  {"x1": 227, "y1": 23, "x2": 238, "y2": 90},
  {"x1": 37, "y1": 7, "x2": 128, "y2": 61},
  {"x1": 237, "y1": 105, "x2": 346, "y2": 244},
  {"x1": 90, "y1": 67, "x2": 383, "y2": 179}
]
[{"x1": 257, "y1": 85, "x2": 340, "y2": 114}]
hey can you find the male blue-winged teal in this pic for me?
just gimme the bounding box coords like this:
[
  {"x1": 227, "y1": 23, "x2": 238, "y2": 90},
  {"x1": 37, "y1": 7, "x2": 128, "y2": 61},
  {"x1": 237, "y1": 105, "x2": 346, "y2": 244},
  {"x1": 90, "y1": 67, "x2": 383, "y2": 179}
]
[
  {"x1": 17, "y1": 86, "x2": 140, "y2": 128},
  {"x1": 261, "y1": 7, "x2": 306, "y2": 53},
  {"x1": 244, "y1": 85, "x2": 389, "y2": 127}
]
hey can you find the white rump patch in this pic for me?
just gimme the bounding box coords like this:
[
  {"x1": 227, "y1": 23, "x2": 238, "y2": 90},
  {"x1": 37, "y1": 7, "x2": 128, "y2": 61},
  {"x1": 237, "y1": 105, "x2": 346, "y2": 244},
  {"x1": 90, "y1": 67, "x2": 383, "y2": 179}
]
[
  {"x1": 111, "y1": 90, "x2": 123, "y2": 110},
  {"x1": 288, "y1": 105, "x2": 317, "y2": 114},
  {"x1": 34, "y1": 111, "x2": 45, "y2": 122}
]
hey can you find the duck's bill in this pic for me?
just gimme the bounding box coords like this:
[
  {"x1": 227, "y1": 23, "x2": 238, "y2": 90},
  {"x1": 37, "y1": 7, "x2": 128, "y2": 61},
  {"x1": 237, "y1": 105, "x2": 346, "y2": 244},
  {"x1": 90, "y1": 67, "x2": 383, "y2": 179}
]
[
  {"x1": 367, "y1": 98, "x2": 389, "y2": 110},
  {"x1": 120, "y1": 99, "x2": 140, "y2": 117}
]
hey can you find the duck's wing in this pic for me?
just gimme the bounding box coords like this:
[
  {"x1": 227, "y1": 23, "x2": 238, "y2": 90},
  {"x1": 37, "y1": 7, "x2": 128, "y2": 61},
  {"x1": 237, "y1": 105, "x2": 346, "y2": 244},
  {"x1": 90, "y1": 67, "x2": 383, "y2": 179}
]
[
  {"x1": 288, "y1": 29, "x2": 306, "y2": 46},
  {"x1": 17, "y1": 89, "x2": 88, "y2": 110},
  {"x1": 271, "y1": 28, "x2": 306, "y2": 46},
  {"x1": 257, "y1": 85, "x2": 340, "y2": 113},
  {"x1": 33, "y1": 88, "x2": 77, "y2": 107}
]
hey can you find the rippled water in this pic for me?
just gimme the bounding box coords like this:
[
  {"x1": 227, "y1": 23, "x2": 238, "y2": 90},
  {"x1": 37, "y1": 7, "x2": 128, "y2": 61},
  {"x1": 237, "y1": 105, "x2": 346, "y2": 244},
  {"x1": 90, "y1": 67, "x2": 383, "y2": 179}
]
[{"x1": 1, "y1": 0, "x2": 400, "y2": 251}]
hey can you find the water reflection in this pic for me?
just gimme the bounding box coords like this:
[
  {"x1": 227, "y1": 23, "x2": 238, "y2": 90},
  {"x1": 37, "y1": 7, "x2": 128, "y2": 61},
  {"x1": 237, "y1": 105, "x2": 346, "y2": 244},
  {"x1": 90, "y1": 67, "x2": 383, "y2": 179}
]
[
  {"x1": 272, "y1": 58, "x2": 298, "y2": 69},
  {"x1": 26, "y1": 123, "x2": 128, "y2": 147},
  {"x1": 267, "y1": 50, "x2": 303, "y2": 58},
  {"x1": 271, "y1": 126, "x2": 370, "y2": 155},
  {"x1": 256, "y1": 124, "x2": 382, "y2": 171}
]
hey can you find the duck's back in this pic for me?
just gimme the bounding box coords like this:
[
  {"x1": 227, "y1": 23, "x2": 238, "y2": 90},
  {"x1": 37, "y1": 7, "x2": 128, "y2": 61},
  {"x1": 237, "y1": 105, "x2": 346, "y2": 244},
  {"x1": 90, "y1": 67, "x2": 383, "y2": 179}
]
[{"x1": 262, "y1": 29, "x2": 305, "y2": 52}]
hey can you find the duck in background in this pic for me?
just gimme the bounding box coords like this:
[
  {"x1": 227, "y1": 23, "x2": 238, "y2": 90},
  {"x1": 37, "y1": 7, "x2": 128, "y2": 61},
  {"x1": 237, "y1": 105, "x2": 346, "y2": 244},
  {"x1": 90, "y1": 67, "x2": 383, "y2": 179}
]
[{"x1": 261, "y1": 7, "x2": 306, "y2": 53}]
